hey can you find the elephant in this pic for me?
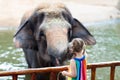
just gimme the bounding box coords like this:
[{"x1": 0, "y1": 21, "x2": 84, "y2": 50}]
[{"x1": 13, "y1": 2, "x2": 96, "y2": 80}]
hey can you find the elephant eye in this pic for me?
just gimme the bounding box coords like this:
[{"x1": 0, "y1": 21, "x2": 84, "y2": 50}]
[
  {"x1": 36, "y1": 30, "x2": 46, "y2": 40},
  {"x1": 39, "y1": 30, "x2": 46, "y2": 41},
  {"x1": 40, "y1": 30, "x2": 45, "y2": 37},
  {"x1": 68, "y1": 28, "x2": 72, "y2": 41}
]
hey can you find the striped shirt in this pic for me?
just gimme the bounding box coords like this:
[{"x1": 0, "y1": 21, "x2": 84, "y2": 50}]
[{"x1": 68, "y1": 55, "x2": 87, "y2": 80}]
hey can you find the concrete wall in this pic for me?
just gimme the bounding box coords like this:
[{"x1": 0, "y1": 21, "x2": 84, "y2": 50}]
[
  {"x1": 77, "y1": 0, "x2": 118, "y2": 6},
  {"x1": 0, "y1": 0, "x2": 119, "y2": 27}
]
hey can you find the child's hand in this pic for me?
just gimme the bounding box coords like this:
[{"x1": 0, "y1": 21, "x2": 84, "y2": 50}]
[{"x1": 61, "y1": 71, "x2": 67, "y2": 76}]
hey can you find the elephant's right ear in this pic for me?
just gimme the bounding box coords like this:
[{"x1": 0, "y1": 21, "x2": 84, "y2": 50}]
[
  {"x1": 13, "y1": 13, "x2": 38, "y2": 50},
  {"x1": 71, "y1": 18, "x2": 96, "y2": 45}
]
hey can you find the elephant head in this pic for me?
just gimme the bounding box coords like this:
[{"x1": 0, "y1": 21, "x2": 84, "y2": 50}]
[{"x1": 13, "y1": 3, "x2": 96, "y2": 67}]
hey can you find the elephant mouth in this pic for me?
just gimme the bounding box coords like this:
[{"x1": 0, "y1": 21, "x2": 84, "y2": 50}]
[
  {"x1": 49, "y1": 53, "x2": 65, "y2": 66},
  {"x1": 51, "y1": 53, "x2": 71, "y2": 66},
  {"x1": 50, "y1": 55, "x2": 61, "y2": 66}
]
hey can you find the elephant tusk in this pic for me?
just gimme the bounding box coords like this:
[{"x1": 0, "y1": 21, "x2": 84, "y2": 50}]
[{"x1": 56, "y1": 58, "x2": 60, "y2": 66}]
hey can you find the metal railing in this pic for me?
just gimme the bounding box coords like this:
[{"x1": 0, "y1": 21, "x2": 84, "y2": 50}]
[{"x1": 0, "y1": 61, "x2": 120, "y2": 80}]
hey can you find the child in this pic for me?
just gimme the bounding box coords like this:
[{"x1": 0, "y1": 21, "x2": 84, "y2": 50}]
[{"x1": 62, "y1": 38, "x2": 87, "y2": 80}]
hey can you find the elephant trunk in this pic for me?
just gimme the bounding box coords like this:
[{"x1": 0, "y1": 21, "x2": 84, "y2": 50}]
[
  {"x1": 47, "y1": 40, "x2": 68, "y2": 57},
  {"x1": 45, "y1": 28, "x2": 68, "y2": 64}
]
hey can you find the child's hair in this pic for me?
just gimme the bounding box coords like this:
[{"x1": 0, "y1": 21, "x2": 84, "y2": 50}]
[{"x1": 68, "y1": 38, "x2": 86, "y2": 54}]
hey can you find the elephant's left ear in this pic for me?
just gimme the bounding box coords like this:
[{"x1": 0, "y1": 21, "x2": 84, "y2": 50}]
[{"x1": 71, "y1": 18, "x2": 96, "y2": 45}]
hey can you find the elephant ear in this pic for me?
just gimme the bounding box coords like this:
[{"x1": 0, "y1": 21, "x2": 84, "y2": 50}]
[
  {"x1": 71, "y1": 18, "x2": 96, "y2": 45},
  {"x1": 13, "y1": 12, "x2": 38, "y2": 50}
]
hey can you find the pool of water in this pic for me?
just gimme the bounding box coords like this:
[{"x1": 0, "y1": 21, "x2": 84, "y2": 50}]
[
  {"x1": 0, "y1": 29, "x2": 26, "y2": 80},
  {"x1": 85, "y1": 19, "x2": 120, "y2": 80},
  {"x1": 0, "y1": 19, "x2": 120, "y2": 80}
]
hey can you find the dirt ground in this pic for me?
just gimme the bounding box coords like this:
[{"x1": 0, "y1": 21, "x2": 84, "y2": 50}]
[{"x1": 0, "y1": 0, "x2": 120, "y2": 27}]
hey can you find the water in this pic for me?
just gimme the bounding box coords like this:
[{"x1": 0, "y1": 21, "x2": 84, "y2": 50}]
[
  {"x1": 85, "y1": 19, "x2": 120, "y2": 80},
  {"x1": 0, "y1": 29, "x2": 27, "y2": 80},
  {"x1": 0, "y1": 19, "x2": 120, "y2": 80},
  {"x1": 86, "y1": 19, "x2": 120, "y2": 63}
]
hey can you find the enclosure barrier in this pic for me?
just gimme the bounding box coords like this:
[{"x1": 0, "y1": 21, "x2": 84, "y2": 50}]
[{"x1": 0, "y1": 61, "x2": 120, "y2": 80}]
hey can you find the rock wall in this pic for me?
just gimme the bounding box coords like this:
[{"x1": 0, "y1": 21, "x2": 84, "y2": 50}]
[{"x1": 116, "y1": 0, "x2": 120, "y2": 10}]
